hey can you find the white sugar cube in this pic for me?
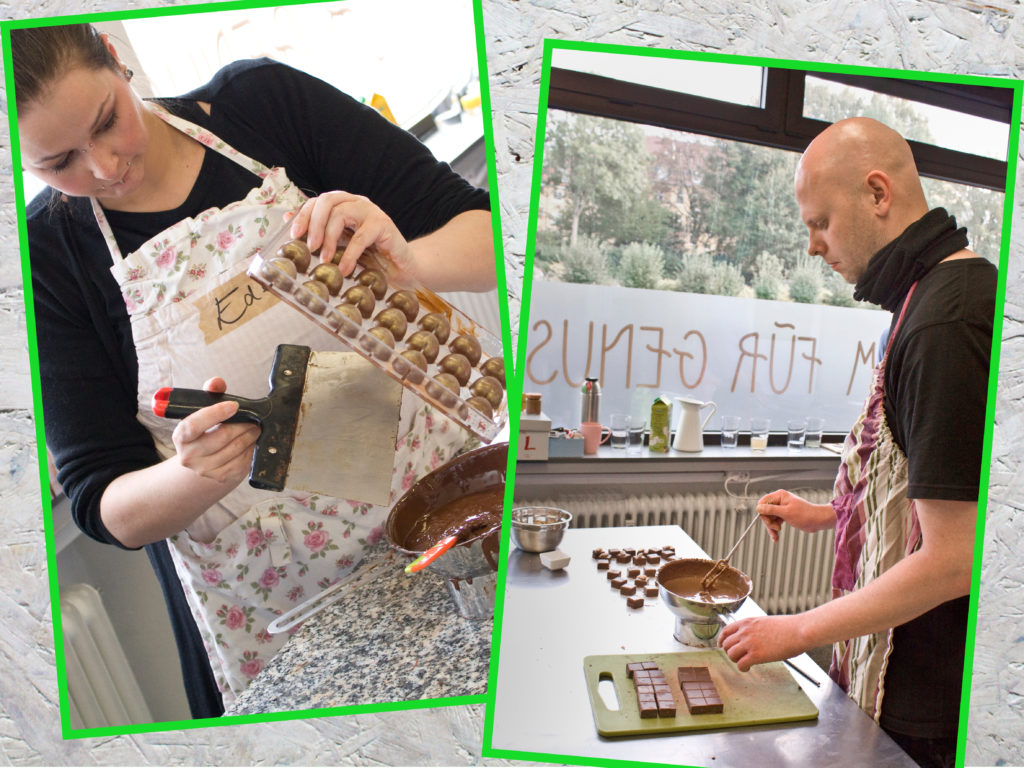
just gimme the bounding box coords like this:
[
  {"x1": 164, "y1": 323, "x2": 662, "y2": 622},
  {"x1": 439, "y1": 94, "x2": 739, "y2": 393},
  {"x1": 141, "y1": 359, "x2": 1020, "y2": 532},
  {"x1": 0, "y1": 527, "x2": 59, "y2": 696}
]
[{"x1": 540, "y1": 548, "x2": 571, "y2": 571}]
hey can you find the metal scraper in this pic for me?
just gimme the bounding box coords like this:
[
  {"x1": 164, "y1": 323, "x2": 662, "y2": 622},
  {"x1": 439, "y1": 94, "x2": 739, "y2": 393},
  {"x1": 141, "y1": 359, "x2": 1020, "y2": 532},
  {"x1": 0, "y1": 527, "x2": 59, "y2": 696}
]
[{"x1": 151, "y1": 343, "x2": 403, "y2": 505}]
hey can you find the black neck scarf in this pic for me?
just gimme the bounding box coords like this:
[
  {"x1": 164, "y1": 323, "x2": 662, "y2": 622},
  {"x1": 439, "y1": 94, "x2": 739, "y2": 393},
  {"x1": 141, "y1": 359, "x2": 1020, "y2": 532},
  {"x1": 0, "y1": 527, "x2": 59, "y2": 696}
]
[{"x1": 853, "y1": 208, "x2": 969, "y2": 312}]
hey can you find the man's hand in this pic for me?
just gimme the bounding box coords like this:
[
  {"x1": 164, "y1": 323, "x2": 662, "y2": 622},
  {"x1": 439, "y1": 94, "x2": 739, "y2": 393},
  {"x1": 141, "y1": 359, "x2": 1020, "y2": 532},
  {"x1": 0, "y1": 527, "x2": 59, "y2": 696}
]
[
  {"x1": 719, "y1": 614, "x2": 809, "y2": 671},
  {"x1": 719, "y1": 497, "x2": 977, "y2": 674},
  {"x1": 756, "y1": 489, "x2": 837, "y2": 542}
]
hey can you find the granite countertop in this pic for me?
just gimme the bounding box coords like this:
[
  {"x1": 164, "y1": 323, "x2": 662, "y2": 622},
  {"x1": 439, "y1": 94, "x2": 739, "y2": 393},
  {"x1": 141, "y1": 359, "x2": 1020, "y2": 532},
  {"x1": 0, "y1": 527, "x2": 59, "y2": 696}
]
[{"x1": 226, "y1": 542, "x2": 493, "y2": 715}]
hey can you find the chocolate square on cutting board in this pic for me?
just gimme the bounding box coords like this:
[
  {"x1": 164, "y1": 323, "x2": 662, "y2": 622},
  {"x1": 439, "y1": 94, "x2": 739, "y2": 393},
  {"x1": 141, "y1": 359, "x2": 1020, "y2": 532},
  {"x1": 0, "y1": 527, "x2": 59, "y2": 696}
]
[
  {"x1": 630, "y1": 661, "x2": 678, "y2": 718},
  {"x1": 656, "y1": 696, "x2": 677, "y2": 717},
  {"x1": 638, "y1": 698, "x2": 659, "y2": 718},
  {"x1": 677, "y1": 666, "x2": 724, "y2": 714},
  {"x1": 626, "y1": 662, "x2": 646, "y2": 678}
]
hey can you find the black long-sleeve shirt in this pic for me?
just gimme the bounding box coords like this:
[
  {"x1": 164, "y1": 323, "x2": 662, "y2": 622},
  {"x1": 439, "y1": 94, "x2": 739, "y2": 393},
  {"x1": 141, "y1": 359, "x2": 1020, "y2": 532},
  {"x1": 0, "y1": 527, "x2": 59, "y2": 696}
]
[{"x1": 28, "y1": 58, "x2": 489, "y2": 546}]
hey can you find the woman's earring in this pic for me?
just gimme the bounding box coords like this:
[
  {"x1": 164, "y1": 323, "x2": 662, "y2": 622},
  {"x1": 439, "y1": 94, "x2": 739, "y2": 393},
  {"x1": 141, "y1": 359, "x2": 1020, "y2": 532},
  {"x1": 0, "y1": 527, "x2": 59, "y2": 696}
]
[{"x1": 125, "y1": 67, "x2": 134, "y2": 81}]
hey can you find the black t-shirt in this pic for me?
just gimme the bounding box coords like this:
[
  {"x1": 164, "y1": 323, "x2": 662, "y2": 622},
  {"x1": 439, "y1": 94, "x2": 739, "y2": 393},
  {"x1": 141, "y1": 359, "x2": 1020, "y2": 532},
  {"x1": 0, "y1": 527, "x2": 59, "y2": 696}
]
[
  {"x1": 877, "y1": 257, "x2": 996, "y2": 739},
  {"x1": 26, "y1": 58, "x2": 489, "y2": 717},
  {"x1": 883, "y1": 258, "x2": 995, "y2": 500}
]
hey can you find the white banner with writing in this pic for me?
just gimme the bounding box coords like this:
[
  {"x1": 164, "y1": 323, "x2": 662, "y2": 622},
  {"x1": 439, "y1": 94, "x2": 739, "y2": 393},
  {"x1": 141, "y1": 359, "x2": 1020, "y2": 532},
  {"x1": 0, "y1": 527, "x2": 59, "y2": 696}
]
[{"x1": 523, "y1": 281, "x2": 893, "y2": 435}]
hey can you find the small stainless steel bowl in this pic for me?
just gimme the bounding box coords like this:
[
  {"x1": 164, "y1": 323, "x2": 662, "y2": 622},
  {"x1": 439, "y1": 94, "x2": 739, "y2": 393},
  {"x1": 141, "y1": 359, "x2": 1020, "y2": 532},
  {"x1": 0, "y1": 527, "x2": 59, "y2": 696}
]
[{"x1": 510, "y1": 506, "x2": 572, "y2": 553}]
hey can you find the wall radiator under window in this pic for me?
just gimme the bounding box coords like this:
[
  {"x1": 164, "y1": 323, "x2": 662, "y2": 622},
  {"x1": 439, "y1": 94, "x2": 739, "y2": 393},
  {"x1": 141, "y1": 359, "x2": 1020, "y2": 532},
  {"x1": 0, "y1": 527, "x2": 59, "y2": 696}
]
[
  {"x1": 60, "y1": 583, "x2": 153, "y2": 729},
  {"x1": 516, "y1": 489, "x2": 836, "y2": 614}
]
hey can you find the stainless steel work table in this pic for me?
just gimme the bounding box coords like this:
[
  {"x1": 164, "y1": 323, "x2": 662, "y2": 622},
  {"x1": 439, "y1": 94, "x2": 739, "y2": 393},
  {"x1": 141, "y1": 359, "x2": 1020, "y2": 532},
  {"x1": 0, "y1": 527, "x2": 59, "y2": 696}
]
[{"x1": 487, "y1": 524, "x2": 914, "y2": 767}]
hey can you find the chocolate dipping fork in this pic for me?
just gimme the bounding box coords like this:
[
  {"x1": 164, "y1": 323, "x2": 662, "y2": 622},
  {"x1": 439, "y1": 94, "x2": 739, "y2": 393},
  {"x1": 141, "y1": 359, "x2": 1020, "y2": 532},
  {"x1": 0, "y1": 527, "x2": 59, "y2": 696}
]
[{"x1": 700, "y1": 510, "x2": 762, "y2": 591}]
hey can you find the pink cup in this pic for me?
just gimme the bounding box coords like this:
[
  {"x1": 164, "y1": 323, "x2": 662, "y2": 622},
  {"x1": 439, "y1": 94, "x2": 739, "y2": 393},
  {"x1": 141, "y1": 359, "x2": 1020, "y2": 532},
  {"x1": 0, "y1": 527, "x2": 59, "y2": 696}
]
[{"x1": 581, "y1": 422, "x2": 611, "y2": 455}]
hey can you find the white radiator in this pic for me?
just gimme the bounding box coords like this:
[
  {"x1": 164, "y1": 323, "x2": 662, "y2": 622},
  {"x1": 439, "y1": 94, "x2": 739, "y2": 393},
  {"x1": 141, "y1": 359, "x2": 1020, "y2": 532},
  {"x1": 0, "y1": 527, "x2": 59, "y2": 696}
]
[
  {"x1": 516, "y1": 489, "x2": 835, "y2": 614},
  {"x1": 60, "y1": 583, "x2": 153, "y2": 729}
]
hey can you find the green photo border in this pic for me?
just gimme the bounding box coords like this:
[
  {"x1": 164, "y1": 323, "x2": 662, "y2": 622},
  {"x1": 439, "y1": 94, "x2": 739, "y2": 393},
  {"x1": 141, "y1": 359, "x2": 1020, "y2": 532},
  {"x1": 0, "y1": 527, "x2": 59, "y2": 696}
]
[
  {"x1": 482, "y1": 37, "x2": 1020, "y2": 768},
  {"x1": 1, "y1": 0, "x2": 512, "y2": 740}
]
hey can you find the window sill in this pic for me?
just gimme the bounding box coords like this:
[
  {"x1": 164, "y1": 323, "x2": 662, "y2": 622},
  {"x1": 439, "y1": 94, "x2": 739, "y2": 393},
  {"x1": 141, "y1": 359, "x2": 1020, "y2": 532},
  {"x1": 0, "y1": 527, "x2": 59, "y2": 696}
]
[{"x1": 514, "y1": 443, "x2": 841, "y2": 497}]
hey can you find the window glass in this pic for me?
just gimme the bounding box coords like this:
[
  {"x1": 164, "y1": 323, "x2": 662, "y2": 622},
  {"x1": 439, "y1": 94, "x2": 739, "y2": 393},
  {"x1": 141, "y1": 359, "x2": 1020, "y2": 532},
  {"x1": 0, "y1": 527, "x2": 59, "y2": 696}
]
[
  {"x1": 529, "y1": 107, "x2": 1003, "y2": 434},
  {"x1": 552, "y1": 48, "x2": 765, "y2": 107},
  {"x1": 537, "y1": 110, "x2": 1001, "y2": 301},
  {"x1": 921, "y1": 177, "x2": 1005, "y2": 261},
  {"x1": 536, "y1": 110, "x2": 862, "y2": 307},
  {"x1": 122, "y1": 0, "x2": 478, "y2": 130},
  {"x1": 803, "y1": 75, "x2": 1009, "y2": 162}
]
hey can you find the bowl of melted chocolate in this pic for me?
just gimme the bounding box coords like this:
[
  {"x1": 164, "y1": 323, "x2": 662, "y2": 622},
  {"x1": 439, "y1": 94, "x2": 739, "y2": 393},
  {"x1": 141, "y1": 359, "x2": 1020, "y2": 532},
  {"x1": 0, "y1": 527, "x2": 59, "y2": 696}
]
[
  {"x1": 385, "y1": 442, "x2": 506, "y2": 619},
  {"x1": 657, "y1": 557, "x2": 753, "y2": 644}
]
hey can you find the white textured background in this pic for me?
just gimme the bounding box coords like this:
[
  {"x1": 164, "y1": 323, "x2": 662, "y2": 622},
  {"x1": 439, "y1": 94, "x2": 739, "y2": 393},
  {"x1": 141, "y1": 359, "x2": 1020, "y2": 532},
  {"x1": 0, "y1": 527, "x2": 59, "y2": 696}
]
[{"x1": 2, "y1": 0, "x2": 1023, "y2": 766}]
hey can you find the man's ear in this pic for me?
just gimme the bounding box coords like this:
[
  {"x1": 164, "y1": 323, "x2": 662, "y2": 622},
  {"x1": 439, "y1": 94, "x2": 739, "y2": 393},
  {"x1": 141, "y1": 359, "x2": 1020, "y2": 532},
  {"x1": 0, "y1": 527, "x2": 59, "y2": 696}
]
[{"x1": 865, "y1": 169, "x2": 893, "y2": 215}]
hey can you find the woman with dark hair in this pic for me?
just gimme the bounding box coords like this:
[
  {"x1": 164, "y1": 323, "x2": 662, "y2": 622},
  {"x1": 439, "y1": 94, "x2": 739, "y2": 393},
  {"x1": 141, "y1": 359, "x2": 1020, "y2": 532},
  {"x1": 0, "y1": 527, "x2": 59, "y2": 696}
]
[{"x1": 13, "y1": 23, "x2": 495, "y2": 718}]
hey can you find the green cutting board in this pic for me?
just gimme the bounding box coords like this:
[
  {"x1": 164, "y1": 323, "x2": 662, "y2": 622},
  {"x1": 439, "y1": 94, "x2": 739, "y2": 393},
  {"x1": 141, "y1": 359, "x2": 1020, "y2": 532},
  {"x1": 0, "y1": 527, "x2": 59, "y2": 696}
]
[{"x1": 584, "y1": 650, "x2": 819, "y2": 736}]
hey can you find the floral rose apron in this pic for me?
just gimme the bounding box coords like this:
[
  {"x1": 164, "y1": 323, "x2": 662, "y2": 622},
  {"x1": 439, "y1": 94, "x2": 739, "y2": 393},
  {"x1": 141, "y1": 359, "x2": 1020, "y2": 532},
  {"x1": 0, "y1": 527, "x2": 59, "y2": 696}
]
[
  {"x1": 829, "y1": 282, "x2": 921, "y2": 721},
  {"x1": 92, "y1": 104, "x2": 467, "y2": 708}
]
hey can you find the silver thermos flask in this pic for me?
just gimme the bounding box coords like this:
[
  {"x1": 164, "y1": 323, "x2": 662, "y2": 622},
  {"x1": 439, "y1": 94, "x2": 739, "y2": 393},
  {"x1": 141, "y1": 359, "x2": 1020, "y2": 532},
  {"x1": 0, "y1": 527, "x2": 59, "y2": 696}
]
[{"x1": 580, "y1": 377, "x2": 601, "y2": 424}]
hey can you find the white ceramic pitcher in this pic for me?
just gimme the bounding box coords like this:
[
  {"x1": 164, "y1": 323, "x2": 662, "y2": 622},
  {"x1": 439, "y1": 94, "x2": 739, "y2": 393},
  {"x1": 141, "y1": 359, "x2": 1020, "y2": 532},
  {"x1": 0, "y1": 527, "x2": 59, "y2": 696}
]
[{"x1": 672, "y1": 397, "x2": 717, "y2": 452}]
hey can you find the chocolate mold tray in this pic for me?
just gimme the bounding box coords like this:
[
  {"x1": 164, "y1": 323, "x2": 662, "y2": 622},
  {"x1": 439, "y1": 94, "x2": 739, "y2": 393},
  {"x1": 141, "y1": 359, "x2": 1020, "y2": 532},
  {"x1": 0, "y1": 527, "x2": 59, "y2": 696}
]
[{"x1": 247, "y1": 222, "x2": 507, "y2": 442}]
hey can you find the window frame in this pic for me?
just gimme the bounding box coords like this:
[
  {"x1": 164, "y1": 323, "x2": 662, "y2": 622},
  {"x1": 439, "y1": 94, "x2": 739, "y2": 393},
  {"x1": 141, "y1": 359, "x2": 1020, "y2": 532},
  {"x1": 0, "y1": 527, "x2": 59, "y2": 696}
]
[{"x1": 547, "y1": 64, "x2": 1013, "y2": 191}]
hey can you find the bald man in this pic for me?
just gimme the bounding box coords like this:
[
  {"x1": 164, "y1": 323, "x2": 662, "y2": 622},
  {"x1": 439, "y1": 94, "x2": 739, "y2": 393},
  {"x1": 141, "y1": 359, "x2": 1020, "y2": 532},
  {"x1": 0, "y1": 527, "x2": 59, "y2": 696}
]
[{"x1": 719, "y1": 118, "x2": 995, "y2": 768}]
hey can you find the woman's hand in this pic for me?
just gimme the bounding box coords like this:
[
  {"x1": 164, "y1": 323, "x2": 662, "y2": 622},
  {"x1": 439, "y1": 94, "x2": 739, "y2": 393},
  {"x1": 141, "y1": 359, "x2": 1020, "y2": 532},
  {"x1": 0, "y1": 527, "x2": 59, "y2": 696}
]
[
  {"x1": 289, "y1": 194, "x2": 496, "y2": 293},
  {"x1": 756, "y1": 489, "x2": 837, "y2": 541},
  {"x1": 102, "y1": 377, "x2": 261, "y2": 548},
  {"x1": 289, "y1": 191, "x2": 416, "y2": 281},
  {"x1": 171, "y1": 377, "x2": 260, "y2": 485}
]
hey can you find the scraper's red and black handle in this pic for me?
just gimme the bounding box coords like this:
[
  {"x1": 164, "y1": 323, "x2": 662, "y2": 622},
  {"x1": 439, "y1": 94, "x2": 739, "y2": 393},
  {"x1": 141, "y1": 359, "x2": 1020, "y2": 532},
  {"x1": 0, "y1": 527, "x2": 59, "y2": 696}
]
[
  {"x1": 150, "y1": 344, "x2": 312, "y2": 492},
  {"x1": 151, "y1": 388, "x2": 271, "y2": 425}
]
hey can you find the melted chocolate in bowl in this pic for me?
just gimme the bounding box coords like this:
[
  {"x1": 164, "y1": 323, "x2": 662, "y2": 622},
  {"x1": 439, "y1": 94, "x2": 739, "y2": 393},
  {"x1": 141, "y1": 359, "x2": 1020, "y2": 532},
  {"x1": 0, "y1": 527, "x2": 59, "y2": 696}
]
[
  {"x1": 658, "y1": 558, "x2": 752, "y2": 604},
  {"x1": 385, "y1": 442, "x2": 506, "y2": 573},
  {"x1": 402, "y1": 490, "x2": 503, "y2": 550}
]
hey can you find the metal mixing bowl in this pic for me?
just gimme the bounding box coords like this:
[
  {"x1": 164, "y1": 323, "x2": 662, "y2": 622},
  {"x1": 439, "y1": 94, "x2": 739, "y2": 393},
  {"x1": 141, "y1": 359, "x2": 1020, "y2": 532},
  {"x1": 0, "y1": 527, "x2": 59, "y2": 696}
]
[
  {"x1": 657, "y1": 557, "x2": 752, "y2": 643},
  {"x1": 386, "y1": 442, "x2": 506, "y2": 619},
  {"x1": 510, "y1": 507, "x2": 572, "y2": 552}
]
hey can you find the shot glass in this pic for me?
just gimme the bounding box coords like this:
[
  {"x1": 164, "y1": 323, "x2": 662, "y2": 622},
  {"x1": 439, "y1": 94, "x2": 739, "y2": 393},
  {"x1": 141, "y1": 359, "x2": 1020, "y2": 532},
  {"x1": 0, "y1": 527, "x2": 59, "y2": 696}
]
[
  {"x1": 750, "y1": 418, "x2": 770, "y2": 452},
  {"x1": 720, "y1": 415, "x2": 742, "y2": 449},
  {"x1": 787, "y1": 419, "x2": 807, "y2": 450},
  {"x1": 627, "y1": 421, "x2": 646, "y2": 454},
  {"x1": 805, "y1": 417, "x2": 824, "y2": 449},
  {"x1": 610, "y1": 413, "x2": 630, "y2": 450}
]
